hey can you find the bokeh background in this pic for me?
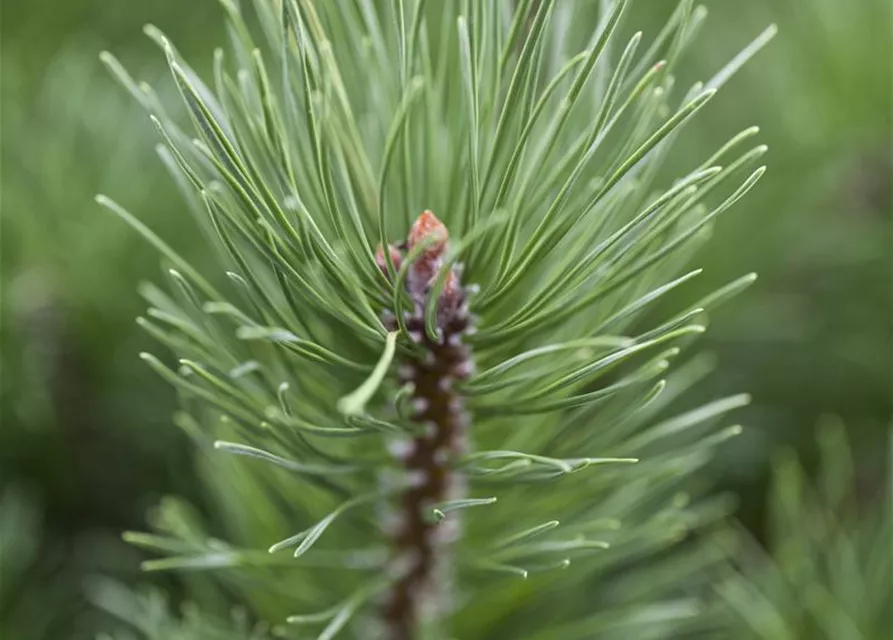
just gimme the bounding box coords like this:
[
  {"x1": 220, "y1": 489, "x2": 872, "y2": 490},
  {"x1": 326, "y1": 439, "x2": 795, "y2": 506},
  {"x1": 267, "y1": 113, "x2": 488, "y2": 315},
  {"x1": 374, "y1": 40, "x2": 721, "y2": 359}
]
[{"x1": 1, "y1": 0, "x2": 890, "y2": 637}]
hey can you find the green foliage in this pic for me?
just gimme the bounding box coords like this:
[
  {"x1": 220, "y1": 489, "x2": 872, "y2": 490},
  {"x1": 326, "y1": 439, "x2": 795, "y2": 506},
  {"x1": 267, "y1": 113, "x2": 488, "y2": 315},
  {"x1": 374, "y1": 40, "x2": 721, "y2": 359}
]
[
  {"x1": 0, "y1": 487, "x2": 94, "y2": 639},
  {"x1": 98, "y1": 0, "x2": 772, "y2": 637},
  {"x1": 716, "y1": 420, "x2": 893, "y2": 639},
  {"x1": 92, "y1": 578, "x2": 271, "y2": 640},
  {"x1": 0, "y1": 47, "x2": 206, "y2": 640},
  {"x1": 0, "y1": 47, "x2": 192, "y2": 451},
  {"x1": 667, "y1": 0, "x2": 892, "y2": 476}
]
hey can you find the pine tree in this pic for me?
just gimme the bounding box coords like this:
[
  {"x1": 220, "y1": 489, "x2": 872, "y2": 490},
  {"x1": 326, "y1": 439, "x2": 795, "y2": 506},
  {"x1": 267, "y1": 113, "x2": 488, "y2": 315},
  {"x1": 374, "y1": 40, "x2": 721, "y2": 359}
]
[{"x1": 97, "y1": 1, "x2": 774, "y2": 637}]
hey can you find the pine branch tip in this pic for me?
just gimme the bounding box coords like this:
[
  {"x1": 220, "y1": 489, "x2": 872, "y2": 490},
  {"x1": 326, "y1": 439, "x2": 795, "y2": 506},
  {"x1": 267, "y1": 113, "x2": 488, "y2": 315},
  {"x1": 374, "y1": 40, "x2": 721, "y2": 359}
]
[{"x1": 103, "y1": 0, "x2": 773, "y2": 632}]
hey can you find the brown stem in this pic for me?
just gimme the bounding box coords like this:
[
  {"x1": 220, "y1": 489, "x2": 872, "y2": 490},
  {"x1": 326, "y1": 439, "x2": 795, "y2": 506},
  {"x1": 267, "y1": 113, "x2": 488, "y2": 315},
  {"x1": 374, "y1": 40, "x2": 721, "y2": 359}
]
[{"x1": 379, "y1": 212, "x2": 474, "y2": 639}]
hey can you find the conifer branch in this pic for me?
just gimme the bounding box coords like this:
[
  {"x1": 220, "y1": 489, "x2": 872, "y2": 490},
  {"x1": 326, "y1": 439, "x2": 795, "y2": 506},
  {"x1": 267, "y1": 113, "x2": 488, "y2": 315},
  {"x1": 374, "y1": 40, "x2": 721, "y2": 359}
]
[{"x1": 98, "y1": 1, "x2": 776, "y2": 637}]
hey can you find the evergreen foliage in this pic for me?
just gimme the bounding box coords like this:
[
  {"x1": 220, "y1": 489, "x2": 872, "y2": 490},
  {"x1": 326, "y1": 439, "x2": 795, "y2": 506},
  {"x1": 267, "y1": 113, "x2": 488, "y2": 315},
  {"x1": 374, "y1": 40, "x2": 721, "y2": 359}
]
[
  {"x1": 0, "y1": 487, "x2": 78, "y2": 639},
  {"x1": 0, "y1": 53, "x2": 201, "y2": 640},
  {"x1": 98, "y1": 0, "x2": 773, "y2": 637},
  {"x1": 717, "y1": 421, "x2": 893, "y2": 639},
  {"x1": 678, "y1": 0, "x2": 892, "y2": 481}
]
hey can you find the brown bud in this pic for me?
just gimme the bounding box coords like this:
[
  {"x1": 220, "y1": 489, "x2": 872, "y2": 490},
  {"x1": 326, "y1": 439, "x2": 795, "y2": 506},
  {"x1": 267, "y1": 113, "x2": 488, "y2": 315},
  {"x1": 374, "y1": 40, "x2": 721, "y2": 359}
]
[
  {"x1": 375, "y1": 243, "x2": 403, "y2": 277},
  {"x1": 408, "y1": 210, "x2": 448, "y2": 259},
  {"x1": 441, "y1": 270, "x2": 461, "y2": 308},
  {"x1": 406, "y1": 211, "x2": 448, "y2": 290}
]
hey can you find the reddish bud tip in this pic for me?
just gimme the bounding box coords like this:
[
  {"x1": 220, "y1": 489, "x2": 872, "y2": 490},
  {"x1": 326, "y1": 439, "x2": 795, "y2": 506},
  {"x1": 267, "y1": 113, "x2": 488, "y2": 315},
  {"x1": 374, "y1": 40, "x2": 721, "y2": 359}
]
[{"x1": 408, "y1": 210, "x2": 448, "y2": 258}]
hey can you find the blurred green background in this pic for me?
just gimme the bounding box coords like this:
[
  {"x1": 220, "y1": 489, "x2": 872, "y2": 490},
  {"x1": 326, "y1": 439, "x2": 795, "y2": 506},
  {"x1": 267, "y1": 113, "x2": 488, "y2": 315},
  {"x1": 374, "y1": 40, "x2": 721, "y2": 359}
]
[{"x1": 1, "y1": 0, "x2": 890, "y2": 637}]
